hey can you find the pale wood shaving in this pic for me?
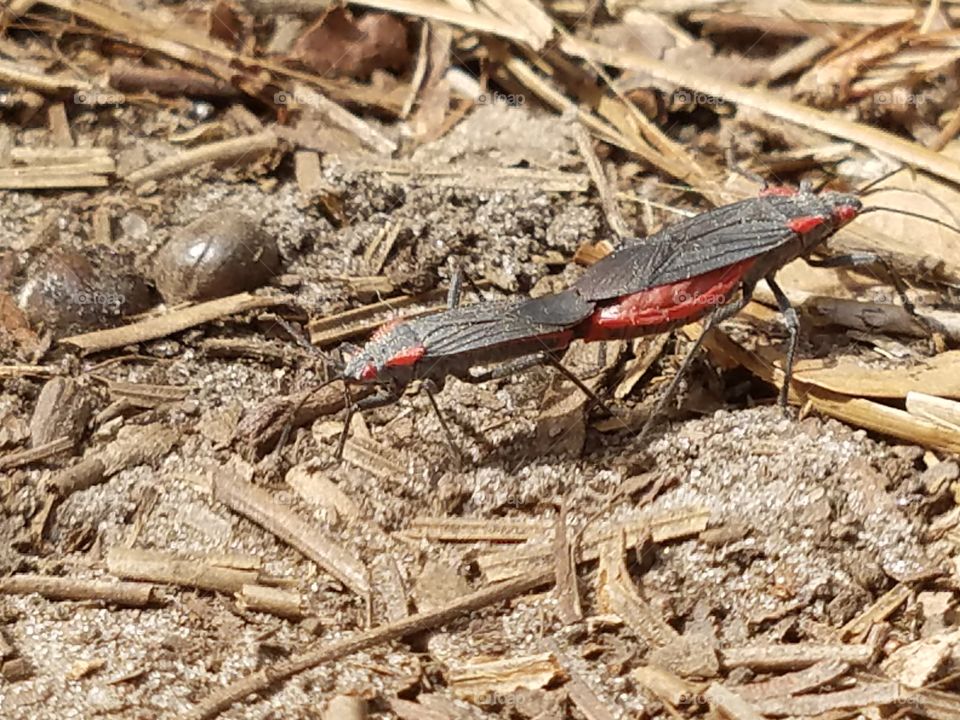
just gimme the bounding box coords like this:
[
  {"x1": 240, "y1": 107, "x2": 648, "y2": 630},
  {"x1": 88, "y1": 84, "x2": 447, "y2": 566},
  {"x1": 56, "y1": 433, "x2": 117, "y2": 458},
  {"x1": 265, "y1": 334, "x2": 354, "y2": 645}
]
[
  {"x1": 125, "y1": 130, "x2": 279, "y2": 186},
  {"x1": 447, "y1": 652, "x2": 564, "y2": 701},
  {"x1": 401, "y1": 516, "x2": 553, "y2": 543},
  {"x1": 751, "y1": 681, "x2": 903, "y2": 717},
  {"x1": 213, "y1": 472, "x2": 370, "y2": 596},
  {"x1": 734, "y1": 659, "x2": 850, "y2": 702},
  {"x1": 720, "y1": 643, "x2": 873, "y2": 672},
  {"x1": 61, "y1": 293, "x2": 287, "y2": 354},
  {"x1": 703, "y1": 683, "x2": 765, "y2": 720}
]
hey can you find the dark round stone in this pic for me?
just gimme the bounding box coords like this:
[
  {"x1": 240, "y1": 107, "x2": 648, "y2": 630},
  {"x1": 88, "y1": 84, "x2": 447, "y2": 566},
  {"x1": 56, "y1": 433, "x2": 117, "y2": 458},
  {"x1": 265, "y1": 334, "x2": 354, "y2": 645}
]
[
  {"x1": 17, "y1": 249, "x2": 154, "y2": 335},
  {"x1": 152, "y1": 210, "x2": 280, "y2": 304}
]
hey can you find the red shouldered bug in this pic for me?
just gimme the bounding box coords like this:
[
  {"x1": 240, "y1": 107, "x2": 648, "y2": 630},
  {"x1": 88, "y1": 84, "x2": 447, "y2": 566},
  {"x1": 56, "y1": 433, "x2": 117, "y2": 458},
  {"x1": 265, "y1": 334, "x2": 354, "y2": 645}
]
[
  {"x1": 334, "y1": 272, "x2": 609, "y2": 458},
  {"x1": 517, "y1": 181, "x2": 958, "y2": 440}
]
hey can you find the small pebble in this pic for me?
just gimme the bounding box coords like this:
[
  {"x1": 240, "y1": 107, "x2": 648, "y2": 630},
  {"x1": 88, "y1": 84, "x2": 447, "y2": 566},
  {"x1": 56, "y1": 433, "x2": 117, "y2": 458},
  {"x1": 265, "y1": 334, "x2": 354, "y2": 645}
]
[
  {"x1": 152, "y1": 210, "x2": 280, "y2": 303},
  {"x1": 17, "y1": 249, "x2": 153, "y2": 335}
]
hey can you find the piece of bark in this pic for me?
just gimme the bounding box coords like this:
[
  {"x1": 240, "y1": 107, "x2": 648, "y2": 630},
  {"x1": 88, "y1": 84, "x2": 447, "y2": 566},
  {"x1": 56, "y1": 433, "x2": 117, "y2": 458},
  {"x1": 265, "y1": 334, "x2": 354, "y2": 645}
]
[
  {"x1": 720, "y1": 643, "x2": 873, "y2": 671},
  {"x1": 447, "y1": 652, "x2": 564, "y2": 701},
  {"x1": 109, "y1": 60, "x2": 239, "y2": 98},
  {"x1": 322, "y1": 695, "x2": 367, "y2": 720},
  {"x1": 213, "y1": 473, "x2": 370, "y2": 596},
  {"x1": 30, "y1": 377, "x2": 91, "y2": 447},
  {"x1": 107, "y1": 547, "x2": 263, "y2": 595},
  {"x1": 703, "y1": 683, "x2": 765, "y2": 720},
  {"x1": 236, "y1": 584, "x2": 305, "y2": 619},
  {"x1": 0, "y1": 573, "x2": 154, "y2": 606}
]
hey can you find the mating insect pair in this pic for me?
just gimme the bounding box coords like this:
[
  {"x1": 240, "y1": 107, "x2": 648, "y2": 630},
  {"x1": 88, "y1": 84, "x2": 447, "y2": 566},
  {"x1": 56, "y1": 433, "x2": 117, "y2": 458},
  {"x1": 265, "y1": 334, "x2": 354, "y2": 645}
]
[{"x1": 329, "y1": 180, "x2": 954, "y2": 457}]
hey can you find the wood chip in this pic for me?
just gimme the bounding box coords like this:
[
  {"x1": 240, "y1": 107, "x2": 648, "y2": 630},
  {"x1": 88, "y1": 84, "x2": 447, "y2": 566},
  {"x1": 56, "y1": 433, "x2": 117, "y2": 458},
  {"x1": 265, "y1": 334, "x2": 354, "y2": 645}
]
[
  {"x1": 322, "y1": 695, "x2": 367, "y2": 720},
  {"x1": 106, "y1": 547, "x2": 263, "y2": 595},
  {"x1": 632, "y1": 664, "x2": 703, "y2": 707},
  {"x1": 553, "y1": 506, "x2": 582, "y2": 624},
  {"x1": 734, "y1": 659, "x2": 850, "y2": 702},
  {"x1": 402, "y1": 516, "x2": 553, "y2": 543},
  {"x1": 236, "y1": 584, "x2": 306, "y2": 619},
  {"x1": 907, "y1": 391, "x2": 960, "y2": 432},
  {"x1": 447, "y1": 652, "x2": 564, "y2": 701},
  {"x1": 0, "y1": 436, "x2": 74, "y2": 470},
  {"x1": 286, "y1": 463, "x2": 360, "y2": 522},
  {"x1": 61, "y1": 292, "x2": 286, "y2": 354},
  {"x1": 213, "y1": 472, "x2": 370, "y2": 596},
  {"x1": 720, "y1": 643, "x2": 873, "y2": 672},
  {"x1": 881, "y1": 628, "x2": 960, "y2": 689},
  {"x1": 324, "y1": 155, "x2": 590, "y2": 193},
  {"x1": 125, "y1": 130, "x2": 279, "y2": 186},
  {"x1": 703, "y1": 683, "x2": 765, "y2": 720},
  {"x1": 793, "y1": 351, "x2": 960, "y2": 400},
  {"x1": 0, "y1": 573, "x2": 154, "y2": 606},
  {"x1": 839, "y1": 581, "x2": 912, "y2": 641},
  {"x1": 341, "y1": 434, "x2": 405, "y2": 480},
  {"x1": 751, "y1": 682, "x2": 903, "y2": 717}
]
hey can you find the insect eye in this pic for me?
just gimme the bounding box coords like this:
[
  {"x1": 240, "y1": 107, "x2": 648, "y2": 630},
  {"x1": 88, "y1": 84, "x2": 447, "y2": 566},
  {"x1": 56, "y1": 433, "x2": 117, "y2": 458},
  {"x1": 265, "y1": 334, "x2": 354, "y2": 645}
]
[{"x1": 360, "y1": 363, "x2": 378, "y2": 381}]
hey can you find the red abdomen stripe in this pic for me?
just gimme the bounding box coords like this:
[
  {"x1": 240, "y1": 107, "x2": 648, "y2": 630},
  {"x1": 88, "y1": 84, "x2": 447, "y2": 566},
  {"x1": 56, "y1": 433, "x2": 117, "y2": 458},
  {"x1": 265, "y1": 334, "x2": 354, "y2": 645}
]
[{"x1": 581, "y1": 258, "x2": 756, "y2": 341}]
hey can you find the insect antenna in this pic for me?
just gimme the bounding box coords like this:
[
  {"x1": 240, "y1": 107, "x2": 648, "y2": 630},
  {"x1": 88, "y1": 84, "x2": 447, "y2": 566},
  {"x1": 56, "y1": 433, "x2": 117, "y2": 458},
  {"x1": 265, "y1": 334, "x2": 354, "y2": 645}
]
[{"x1": 857, "y1": 206, "x2": 960, "y2": 236}]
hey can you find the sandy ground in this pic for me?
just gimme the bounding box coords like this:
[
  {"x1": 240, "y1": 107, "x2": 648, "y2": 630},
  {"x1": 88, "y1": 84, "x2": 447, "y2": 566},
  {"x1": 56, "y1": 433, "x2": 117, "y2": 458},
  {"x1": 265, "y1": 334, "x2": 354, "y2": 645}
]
[{"x1": 1, "y1": 103, "x2": 955, "y2": 719}]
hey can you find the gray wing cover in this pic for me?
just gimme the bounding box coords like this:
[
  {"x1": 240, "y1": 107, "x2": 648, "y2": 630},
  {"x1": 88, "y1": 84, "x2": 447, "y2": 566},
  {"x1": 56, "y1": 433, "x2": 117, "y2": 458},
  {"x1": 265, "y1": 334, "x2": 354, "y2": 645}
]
[
  {"x1": 573, "y1": 196, "x2": 798, "y2": 301},
  {"x1": 413, "y1": 296, "x2": 585, "y2": 358}
]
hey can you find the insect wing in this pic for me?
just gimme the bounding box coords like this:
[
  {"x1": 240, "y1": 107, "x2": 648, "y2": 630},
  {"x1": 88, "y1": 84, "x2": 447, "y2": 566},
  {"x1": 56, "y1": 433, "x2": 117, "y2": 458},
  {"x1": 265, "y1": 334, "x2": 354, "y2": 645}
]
[{"x1": 573, "y1": 197, "x2": 800, "y2": 301}]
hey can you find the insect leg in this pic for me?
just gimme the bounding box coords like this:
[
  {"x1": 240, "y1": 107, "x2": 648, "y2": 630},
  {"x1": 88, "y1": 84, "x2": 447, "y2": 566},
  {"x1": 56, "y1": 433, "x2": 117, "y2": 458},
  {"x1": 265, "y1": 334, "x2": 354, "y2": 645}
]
[
  {"x1": 638, "y1": 285, "x2": 755, "y2": 445},
  {"x1": 464, "y1": 352, "x2": 616, "y2": 418},
  {"x1": 422, "y1": 378, "x2": 462, "y2": 463},
  {"x1": 335, "y1": 383, "x2": 405, "y2": 460},
  {"x1": 446, "y1": 264, "x2": 488, "y2": 310},
  {"x1": 766, "y1": 275, "x2": 799, "y2": 411}
]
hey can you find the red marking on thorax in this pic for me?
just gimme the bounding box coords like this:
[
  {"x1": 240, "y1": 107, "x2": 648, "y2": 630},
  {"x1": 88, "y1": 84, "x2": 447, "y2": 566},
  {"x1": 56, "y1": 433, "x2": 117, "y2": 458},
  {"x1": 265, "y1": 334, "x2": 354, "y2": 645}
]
[
  {"x1": 759, "y1": 186, "x2": 797, "y2": 197},
  {"x1": 385, "y1": 345, "x2": 425, "y2": 368},
  {"x1": 581, "y1": 258, "x2": 756, "y2": 342},
  {"x1": 788, "y1": 215, "x2": 825, "y2": 234}
]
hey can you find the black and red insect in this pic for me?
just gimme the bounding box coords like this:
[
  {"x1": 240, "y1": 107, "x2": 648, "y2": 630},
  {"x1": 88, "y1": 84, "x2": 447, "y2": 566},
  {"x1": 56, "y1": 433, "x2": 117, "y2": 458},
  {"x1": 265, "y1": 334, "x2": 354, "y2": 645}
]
[
  {"x1": 337, "y1": 182, "x2": 952, "y2": 452},
  {"x1": 336, "y1": 279, "x2": 596, "y2": 456}
]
